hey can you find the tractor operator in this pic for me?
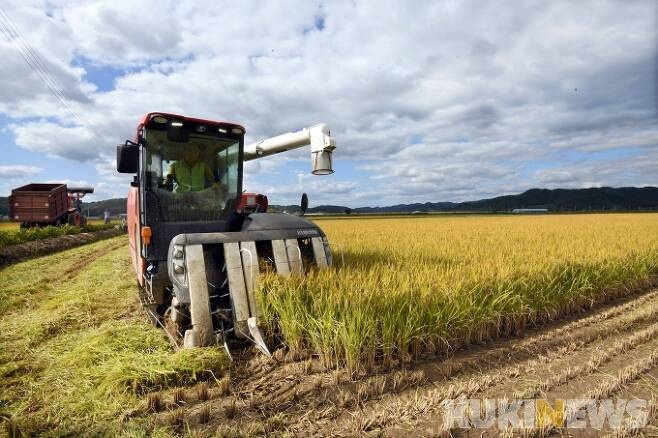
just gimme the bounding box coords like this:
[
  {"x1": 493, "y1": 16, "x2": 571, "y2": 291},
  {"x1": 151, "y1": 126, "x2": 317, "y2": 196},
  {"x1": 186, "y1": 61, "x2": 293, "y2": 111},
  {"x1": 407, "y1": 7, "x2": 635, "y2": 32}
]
[{"x1": 166, "y1": 144, "x2": 220, "y2": 193}]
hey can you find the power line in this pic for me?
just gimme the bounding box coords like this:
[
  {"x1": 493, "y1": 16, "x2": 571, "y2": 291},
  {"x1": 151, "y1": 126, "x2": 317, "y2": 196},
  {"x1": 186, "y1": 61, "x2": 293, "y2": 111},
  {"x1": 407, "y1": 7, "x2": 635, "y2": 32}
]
[
  {"x1": 0, "y1": 9, "x2": 81, "y2": 123},
  {"x1": 0, "y1": 7, "x2": 84, "y2": 125},
  {"x1": 0, "y1": 9, "x2": 65, "y2": 99},
  {"x1": 0, "y1": 8, "x2": 74, "y2": 111}
]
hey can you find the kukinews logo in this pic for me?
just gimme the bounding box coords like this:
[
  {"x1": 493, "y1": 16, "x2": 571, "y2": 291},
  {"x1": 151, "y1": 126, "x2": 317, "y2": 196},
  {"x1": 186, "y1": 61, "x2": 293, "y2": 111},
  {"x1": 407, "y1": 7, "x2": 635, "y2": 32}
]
[{"x1": 441, "y1": 398, "x2": 650, "y2": 430}]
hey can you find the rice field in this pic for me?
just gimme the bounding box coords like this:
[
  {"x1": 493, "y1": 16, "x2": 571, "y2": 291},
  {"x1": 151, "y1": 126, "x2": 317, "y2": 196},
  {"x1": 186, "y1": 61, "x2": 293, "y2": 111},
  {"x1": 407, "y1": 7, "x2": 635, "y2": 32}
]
[
  {"x1": 2, "y1": 213, "x2": 658, "y2": 436},
  {"x1": 0, "y1": 221, "x2": 15, "y2": 231},
  {"x1": 259, "y1": 213, "x2": 658, "y2": 373}
]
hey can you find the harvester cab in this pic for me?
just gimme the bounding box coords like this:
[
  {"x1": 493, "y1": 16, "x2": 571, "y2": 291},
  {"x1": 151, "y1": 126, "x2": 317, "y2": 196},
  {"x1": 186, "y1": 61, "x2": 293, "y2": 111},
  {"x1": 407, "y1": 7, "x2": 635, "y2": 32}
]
[{"x1": 117, "y1": 113, "x2": 336, "y2": 355}]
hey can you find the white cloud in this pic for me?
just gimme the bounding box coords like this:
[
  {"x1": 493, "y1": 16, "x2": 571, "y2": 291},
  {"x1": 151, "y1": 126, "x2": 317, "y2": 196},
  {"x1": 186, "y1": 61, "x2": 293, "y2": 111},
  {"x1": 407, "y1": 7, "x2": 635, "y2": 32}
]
[
  {"x1": 9, "y1": 121, "x2": 99, "y2": 160},
  {"x1": 536, "y1": 151, "x2": 658, "y2": 189},
  {"x1": 245, "y1": 174, "x2": 358, "y2": 207},
  {"x1": 0, "y1": 164, "x2": 42, "y2": 178}
]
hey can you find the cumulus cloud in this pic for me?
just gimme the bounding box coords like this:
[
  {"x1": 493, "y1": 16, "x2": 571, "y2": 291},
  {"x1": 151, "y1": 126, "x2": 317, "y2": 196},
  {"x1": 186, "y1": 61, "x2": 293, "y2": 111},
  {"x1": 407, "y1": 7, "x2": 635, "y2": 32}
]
[
  {"x1": 0, "y1": 0, "x2": 656, "y2": 205},
  {"x1": 536, "y1": 150, "x2": 658, "y2": 189},
  {"x1": 0, "y1": 164, "x2": 42, "y2": 178},
  {"x1": 10, "y1": 121, "x2": 99, "y2": 160},
  {"x1": 246, "y1": 174, "x2": 358, "y2": 206}
]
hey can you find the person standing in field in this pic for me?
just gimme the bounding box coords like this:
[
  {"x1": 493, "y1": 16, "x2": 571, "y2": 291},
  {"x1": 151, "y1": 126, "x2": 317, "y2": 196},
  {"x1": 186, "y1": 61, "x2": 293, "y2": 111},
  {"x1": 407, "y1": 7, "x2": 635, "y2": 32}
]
[{"x1": 103, "y1": 210, "x2": 111, "y2": 224}]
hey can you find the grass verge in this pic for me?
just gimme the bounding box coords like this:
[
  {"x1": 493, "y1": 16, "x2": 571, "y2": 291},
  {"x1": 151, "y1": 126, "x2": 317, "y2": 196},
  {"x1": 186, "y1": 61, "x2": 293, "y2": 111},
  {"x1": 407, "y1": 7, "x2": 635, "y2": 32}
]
[
  {"x1": 0, "y1": 223, "x2": 119, "y2": 248},
  {"x1": 0, "y1": 237, "x2": 226, "y2": 437}
]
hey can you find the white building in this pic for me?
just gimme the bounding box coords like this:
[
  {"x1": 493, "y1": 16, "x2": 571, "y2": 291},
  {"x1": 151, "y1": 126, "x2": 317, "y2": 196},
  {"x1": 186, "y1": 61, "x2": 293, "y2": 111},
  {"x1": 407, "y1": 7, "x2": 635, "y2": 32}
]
[{"x1": 511, "y1": 208, "x2": 549, "y2": 214}]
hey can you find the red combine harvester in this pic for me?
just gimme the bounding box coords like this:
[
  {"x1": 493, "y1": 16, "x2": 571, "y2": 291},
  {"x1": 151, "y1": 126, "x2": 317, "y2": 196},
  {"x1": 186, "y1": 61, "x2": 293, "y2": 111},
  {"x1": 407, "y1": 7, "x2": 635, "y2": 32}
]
[
  {"x1": 9, "y1": 183, "x2": 94, "y2": 228},
  {"x1": 117, "y1": 112, "x2": 336, "y2": 355}
]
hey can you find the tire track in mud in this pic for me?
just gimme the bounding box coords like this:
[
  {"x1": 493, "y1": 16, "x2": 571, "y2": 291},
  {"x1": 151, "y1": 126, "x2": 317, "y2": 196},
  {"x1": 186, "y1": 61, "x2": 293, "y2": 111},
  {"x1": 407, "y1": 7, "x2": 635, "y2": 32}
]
[
  {"x1": 483, "y1": 321, "x2": 658, "y2": 400},
  {"x1": 601, "y1": 367, "x2": 658, "y2": 438},
  {"x1": 141, "y1": 284, "x2": 658, "y2": 437},
  {"x1": 59, "y1": 238, "x2": 126, "y2": 279},
  {"x1": 507, "y1": 347, "x2": 658, "y2": 438},
  {"x1": 352, "y1": 292, "x2": 658, "y2": 437}
]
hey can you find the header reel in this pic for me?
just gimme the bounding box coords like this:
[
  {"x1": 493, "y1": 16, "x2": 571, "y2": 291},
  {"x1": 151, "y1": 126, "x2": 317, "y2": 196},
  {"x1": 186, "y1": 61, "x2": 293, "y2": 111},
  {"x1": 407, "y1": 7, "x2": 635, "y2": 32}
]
[{"x1": 154, "y1": 213, "x2": 332, "y2": 357}]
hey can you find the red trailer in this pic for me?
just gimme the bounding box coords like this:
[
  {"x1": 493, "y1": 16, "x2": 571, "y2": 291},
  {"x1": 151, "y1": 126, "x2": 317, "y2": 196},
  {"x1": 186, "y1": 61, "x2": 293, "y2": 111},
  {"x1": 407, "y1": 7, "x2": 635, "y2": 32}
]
[{"x1": 9, "y1": 183, "x2": 93, "y2": 228}]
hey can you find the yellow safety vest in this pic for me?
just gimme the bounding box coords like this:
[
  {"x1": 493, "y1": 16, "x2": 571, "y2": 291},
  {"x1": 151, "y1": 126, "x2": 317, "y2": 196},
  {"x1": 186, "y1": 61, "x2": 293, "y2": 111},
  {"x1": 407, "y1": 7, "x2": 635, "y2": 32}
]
[{"x1": 171, "y1": 161, "x2": 206, "y2": 192}]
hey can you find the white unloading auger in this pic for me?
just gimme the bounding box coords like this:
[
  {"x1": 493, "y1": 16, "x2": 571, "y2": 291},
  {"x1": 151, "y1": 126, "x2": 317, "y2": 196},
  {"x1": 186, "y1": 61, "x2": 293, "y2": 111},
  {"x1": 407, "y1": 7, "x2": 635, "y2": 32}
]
[
  {"x1": 172, "y1": 123, "x2": 336, "y2": 355},
  {"x1": 244, "y1": 123, "x2": 336, "y2": 175}
]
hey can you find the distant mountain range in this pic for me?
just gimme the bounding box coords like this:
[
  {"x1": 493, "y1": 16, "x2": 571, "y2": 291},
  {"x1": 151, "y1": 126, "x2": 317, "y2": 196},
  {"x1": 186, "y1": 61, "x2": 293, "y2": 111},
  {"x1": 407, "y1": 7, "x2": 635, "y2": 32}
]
[
  {"x1": 1, "y1": 187, "x2": 657, "y2": 218},
  {"x1": 452, "y1": 187, "x2": 658, "y2": 212},
  {"x1": 273, "y1": 186, "x2": 658, "y2": 214}
]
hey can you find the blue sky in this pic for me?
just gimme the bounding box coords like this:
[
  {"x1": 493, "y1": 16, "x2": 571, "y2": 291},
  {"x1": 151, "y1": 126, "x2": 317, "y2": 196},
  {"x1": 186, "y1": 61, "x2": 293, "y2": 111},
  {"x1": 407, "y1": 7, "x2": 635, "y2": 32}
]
[
  {"x1": 0, "y1": 0, "x2": 656, "y2": 207},
  {"x1": 76, "y1": 58, "x2": 125, "y2": 93}
]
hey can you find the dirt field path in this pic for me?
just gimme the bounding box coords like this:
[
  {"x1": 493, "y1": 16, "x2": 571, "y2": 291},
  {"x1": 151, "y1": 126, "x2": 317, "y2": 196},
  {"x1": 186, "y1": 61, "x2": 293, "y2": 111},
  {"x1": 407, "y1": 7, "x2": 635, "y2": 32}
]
[{"x1": 159, "y1": 284, "x2": 658, "y2": 437}]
